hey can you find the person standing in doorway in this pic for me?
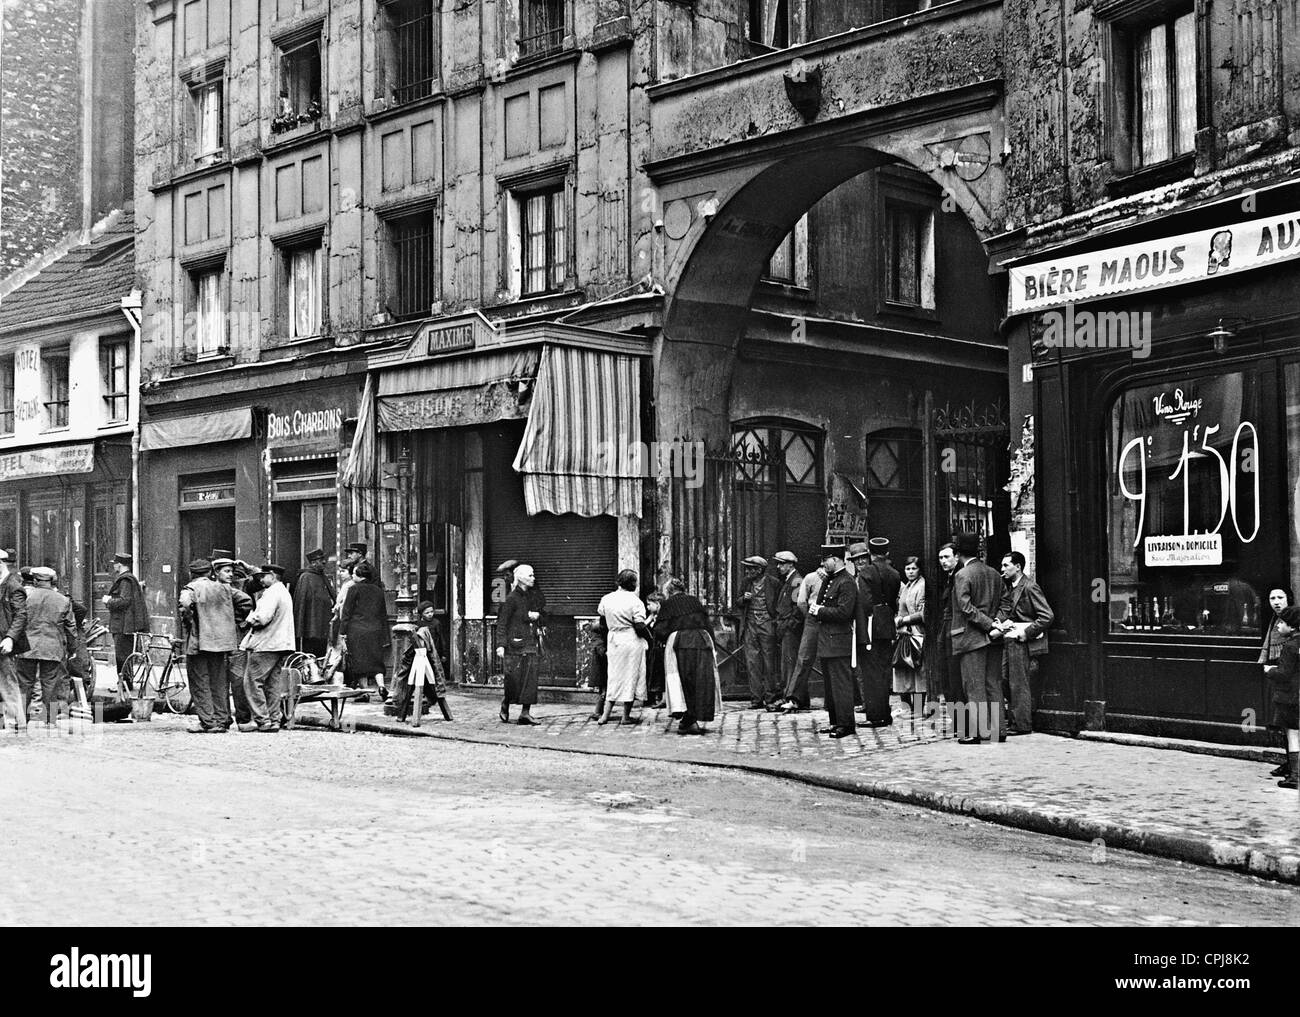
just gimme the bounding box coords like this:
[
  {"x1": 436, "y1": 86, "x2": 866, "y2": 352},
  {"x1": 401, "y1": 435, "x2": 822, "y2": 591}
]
[
  {"x1": 738, "y1": 556, "x2": 779, "y2": 709},
  {"x1": 104, "y1": 552, "x2": 149, "y2": 686},
  {"x1": 339, "y1": 560, "x2": 391, "y2": 700},
  {"x1": 17, "y1": 567, "x2": 77, "y2": 726},
  {"x1": 293, "y1": 547, "x2": 335, "y2": 659},
  {"x1": 240, "y1": 564, "x2": 295, "y2": 732},
  {"x1": 949, "y1": 532, "x2": 1005, "y2": 744},
  {"x1": 810, "y1": 544, "x2": 858, "y2": 739},
  {"x1": 0, "y1": 549, "x2": 28, "y2": 733},
  {"x1": 995, "y1": 551, "x2": 1054, "y2": 736},
  {"x1": 495, "y1": 563, "x2": 544, "y2": 725}
]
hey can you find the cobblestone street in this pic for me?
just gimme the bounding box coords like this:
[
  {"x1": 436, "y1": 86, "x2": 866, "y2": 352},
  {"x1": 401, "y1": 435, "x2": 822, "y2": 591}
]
[{"x1": 1, "y1": 720, "x2": 1295, "y2": 926}]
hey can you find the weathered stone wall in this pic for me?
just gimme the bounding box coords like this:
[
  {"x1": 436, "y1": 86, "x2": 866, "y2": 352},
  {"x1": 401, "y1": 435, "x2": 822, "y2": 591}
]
[{"x1": 0, "y1": 0, "x2": 84, "y2": 276}]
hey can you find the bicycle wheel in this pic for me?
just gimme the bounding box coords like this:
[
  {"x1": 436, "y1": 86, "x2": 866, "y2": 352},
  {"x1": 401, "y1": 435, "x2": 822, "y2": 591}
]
[
  {"x1": 121, "y1": 652, "x2": 151, "y2": 697},
  {"x1": 160, "y1": 666, "x2": 191, "y2": 715}
]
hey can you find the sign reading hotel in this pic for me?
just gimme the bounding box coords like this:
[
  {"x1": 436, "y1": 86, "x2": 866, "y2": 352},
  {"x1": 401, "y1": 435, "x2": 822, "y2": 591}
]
[
  {"x1": 1144, "y1": 534, "x2": 1223, "y2": 567},
  {"x1": 0, "y1": 443, "x2": 95, "y2": 482},
  {"x1": 1009, "y1": 210, "x2": 1300, "y2": 313}
]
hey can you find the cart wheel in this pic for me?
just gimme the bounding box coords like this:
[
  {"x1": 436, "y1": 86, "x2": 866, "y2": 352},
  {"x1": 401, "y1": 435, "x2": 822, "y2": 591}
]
[{"x1": 161, "y1": 679, "x2": 191, "y2": 715}]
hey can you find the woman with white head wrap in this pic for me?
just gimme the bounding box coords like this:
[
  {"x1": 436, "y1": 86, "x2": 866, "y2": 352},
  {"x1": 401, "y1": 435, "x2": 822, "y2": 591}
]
[{"x1": 494, "y1": 563, "x2": 545, "y2": 725}]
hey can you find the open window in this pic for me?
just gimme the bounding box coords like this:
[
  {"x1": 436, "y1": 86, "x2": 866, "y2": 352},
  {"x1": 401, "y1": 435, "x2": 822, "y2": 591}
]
[{"x1": 273, "y1": 33, "x2": 323, "y2": 134}]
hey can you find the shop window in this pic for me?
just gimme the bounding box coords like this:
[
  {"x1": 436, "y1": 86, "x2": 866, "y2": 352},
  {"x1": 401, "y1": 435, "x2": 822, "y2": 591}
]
[
  {"x1": 1108, "y1": 371, "x2": 1263, "y2": 636},
  {"x1": 278, "y1": 240, "x2": 323, "y2": 339},
  {"x1": 383, "y1": 206, "x2": 439, "y2": 320},
  {"x1": 188, "y1": 264, "x2": 227, "y2": 358},
  {"x1": 764, "y1": 214, "x2": 810, "y2": 288},
  {"x1": 100, "y1": 338, "x2": 129, "y2": 423},
  {"x1": 381, "y1": 0, "x2": 438, "y2": 105},
  {"x1": 273, "y1": 36, "x2": 322, "y2": 134},
  {"x1": 1104, "y1": 4, "x2": 1196, "y2": 173},
  {"x1": 42, "y1": 350, "x2": 69, "y2": 430},
  {"x1": 883, "y1": 198, "x2": 935, "y2": 310},
  {"x1": 519, "y1": 0, "x2": 567, "y2": 58},
  {"x1": 0, "y1": 359, "x2": 13, "y2": 435}
]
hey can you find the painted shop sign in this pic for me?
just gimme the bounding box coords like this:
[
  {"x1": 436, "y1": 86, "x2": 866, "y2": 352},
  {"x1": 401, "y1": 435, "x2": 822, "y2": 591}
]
[
  {"x1": 377, "y1": 381, "x2": 526, "y2": 431},
  {"x1": 13, "y1": 344, "x2": 41, "y2": 425},
  {"x1": 1009, "y1": 210, "x2": 1300, "y2": 314},
  {"x1": 1144, "y1": 534, "x2": 1223, "y2": 567},
  {"x1": 0, "y1": 442, "x2": 95, "y2": 482},
  {"x1": 266, "y1": 391, "x2": 356, "y2": 449},
  {"x1": 410, "y1": 311, "x2": 499, "y2": 360}
]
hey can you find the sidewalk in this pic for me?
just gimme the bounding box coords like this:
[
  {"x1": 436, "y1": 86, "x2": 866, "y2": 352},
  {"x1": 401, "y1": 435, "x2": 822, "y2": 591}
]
[{"x1": 299, "y1": 692, "x2": 1300, "y2": 884}]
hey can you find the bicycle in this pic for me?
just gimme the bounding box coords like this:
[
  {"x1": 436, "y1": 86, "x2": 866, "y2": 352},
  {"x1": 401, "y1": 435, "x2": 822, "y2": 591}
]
[{"x1": 120, "y1": 633, "x2": 191, "y2": 715}]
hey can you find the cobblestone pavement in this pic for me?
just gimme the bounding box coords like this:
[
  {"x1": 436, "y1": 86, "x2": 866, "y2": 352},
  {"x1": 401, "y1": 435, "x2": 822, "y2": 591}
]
[
  {"x1": 0, "y1": 720, "x2": 1296, "y2": 926},
  {"x1": 312, "y1": 693, "x2": 1300, "y2": 882}
]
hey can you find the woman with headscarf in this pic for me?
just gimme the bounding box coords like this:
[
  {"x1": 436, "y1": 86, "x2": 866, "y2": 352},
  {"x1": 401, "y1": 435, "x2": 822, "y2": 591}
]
[
  {"x1": 495, "y1": 563, "x2": 544, "y2": 725},
  {"x1": 338, "y1": 560, "x2": 391, "y2": 701},
  {"x1": 1263, "y1": 603, "x2": 1300, "y2": 789},
  {"x1": 595, "y1": 570, "x2": 649, "y2": 726},
  {"x1": 656, "y1": 576, "x2": 719, "y2": 735},
  {"x1": 1260, "y1": 586, "x2": 1295, "y2": 779}
]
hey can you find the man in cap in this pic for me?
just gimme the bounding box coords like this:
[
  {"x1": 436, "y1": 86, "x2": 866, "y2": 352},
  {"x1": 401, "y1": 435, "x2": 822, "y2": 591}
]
[
  {"x1": 738, "y1": 555, "x2": 780, "y2": 709},
  {"x1": 850, "y1": 537, "x2": 901, "y2": 728},
  {"x1": 240, "y1": 564, "x2": 296, "y2": 732},
  {"x1": 293, "y1": 547, "x2": 336, "y2": 659},
  {"x1": 949, "y1": 532, "x2": 1005, "y2": 743},
  {"x1": 767, "y1": 551, "x2": 804, "y2": 712},
  {"x1": 211, "y1": 557, "x2": 256, "y2": 729},
  {"x1": 103, "y1": 551, "x2": 149, "y2": 684},
  {"x1": 18, "y1": 567, "x2": 77, "y2": 725},
  {"x1": 179, "y1": 558, "x2": 243, "y2": 733},
  {"x1": 808, "y1": 544, "x2": 857, "y2": 738},
  {"x1": 343, "y1": 542, "x2": 380, "y2": 583},
  {"x1": 0, "y1": 549, "x2": 29, "y2": 732}
]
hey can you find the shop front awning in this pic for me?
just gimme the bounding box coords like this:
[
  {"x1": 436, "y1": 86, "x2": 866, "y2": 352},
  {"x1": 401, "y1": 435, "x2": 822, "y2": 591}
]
[
  {"x1": 376, "y1": 347, "x2": 541, "y2": 432},
  {"x1": 512, "y1": 344, "x2": 643, "y2": 518},
  {"x1": 140, "y1": 407, "x2": 253, "y2": 451}
]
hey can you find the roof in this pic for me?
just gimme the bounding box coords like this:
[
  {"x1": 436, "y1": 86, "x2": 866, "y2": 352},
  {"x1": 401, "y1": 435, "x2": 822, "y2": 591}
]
[{"x1": 0, "y1": 211, "x2": 135, "y2": 334}]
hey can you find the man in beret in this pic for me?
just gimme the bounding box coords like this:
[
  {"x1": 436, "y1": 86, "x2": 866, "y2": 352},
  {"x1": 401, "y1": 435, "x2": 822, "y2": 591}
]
[
  {"x1": 103, "y1": 552, "x2": 149, "y2": 686},
  {"x1": 240, "y1": 564, "x2": 296, "y2": 732},
  {"x1": 767, "y1": 551, "x2": 804, "y2": 712},
  {"x1": 0, "y1": 549, "x2": 28, "y2": 731},
  {"x1": 212, "y1": 558, "x2": 256, "y2": 729},
  {"x1": 293, "y1": 548, "x2": 335, "y2": 659},
  {"x1": 949, "y1": 532, "x2": 1005, "y2": 743},
  {"x1": 809, "y1": 544, "x2": 857, "y2": 738},
  {"x1": 850, "y1": 537, "x2": 901, "y2": 728},
  {"x1": 179, "y1": 558, "x2": 243, "y2": 733},
  {"x1": 18, "y1": 567, "x2": 77, "y2": 725},
  {"x1": 738, "y1": 555, "x2": 780, "y2": 709}
]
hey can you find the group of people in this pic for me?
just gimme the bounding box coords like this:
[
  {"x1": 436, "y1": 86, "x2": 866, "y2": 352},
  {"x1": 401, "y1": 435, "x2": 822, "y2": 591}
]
[{"x1": 732, "y1": 531, "x2": 1054, "y2": 741}]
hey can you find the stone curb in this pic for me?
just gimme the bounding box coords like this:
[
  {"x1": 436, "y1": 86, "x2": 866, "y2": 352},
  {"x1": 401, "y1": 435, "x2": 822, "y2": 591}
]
[
  {"x1": 293, "y1": 712, "x2": 1300, "y2": 886},
  {"x1": 1076, "y1": 729, "x2": 1285, "y2": 764}
]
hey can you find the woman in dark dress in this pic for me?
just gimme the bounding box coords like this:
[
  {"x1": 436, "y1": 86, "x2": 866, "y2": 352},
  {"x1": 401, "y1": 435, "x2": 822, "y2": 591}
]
[
  {"x1": 655, "y1": 577, "x2": 717, "y2": 735},
  {"x1": 339, "y1": 560, "x2": 391, "y2": 700},
  {"x1": 1258, "y1": 586, "x2": 1293, "y2": 777}
]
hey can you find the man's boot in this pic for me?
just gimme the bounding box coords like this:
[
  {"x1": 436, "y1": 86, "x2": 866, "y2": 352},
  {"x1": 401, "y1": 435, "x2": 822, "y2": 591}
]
[{"x1": 1278, "y1": 752, "x2": 1299, "y2": 789}]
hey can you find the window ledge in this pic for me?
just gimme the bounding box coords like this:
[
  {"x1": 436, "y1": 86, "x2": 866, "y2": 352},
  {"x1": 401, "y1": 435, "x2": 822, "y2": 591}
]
[
  {"x1": 264, "y1": 117, "x2": 330, "y2": 155},
  {"x1": 876, "y1": 300, "x2": 939, "y2": 323},
  {"x1": 150, "y1": 158, "x2": 233, "y2": 194},
  {"x1": 503, "y1": 42, "x2": 581, "y2": 81},
  {"x1": 365, "y1": 91, "x2": 446, "y2": 125},
  {"x1": 1105, "y1": 154, "x2": 1195, "y2": 199},
  {"x1": 756, "y1": 279, "x2": 815, "y2": 302}
]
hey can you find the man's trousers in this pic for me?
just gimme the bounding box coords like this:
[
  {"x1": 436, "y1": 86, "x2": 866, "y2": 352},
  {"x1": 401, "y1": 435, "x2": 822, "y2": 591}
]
[
  {"x1": 0, "y1": 654, "x2": 24, "y2": 729},
  {"x1": 243, "y1": 650, "x2": 287, "y2": 728},
  {"x1": 820, "y1": 655, "x2": 856, "y2": 733},
  {"x1": 958, "y1": 644, "x2": 1004, "y2": 740},
  {"x1": 858, "y1": 640, "x2": 893, "y2": 724},
  {"x1": 1002, "y1": 640, "x2": 1034, "y2": 733},
  {"x1": 17, "y1": 658, "x2": 66, "y2": 724},
  {"x1": 188, "y1": 651, "x2": 231, "y2": 729},
  {"x1": 742, "y1": 625, "x2": 777, "y2": 704}
]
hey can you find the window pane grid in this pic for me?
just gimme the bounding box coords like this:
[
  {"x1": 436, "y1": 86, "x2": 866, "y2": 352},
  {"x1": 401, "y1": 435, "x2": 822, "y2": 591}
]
[
  {"x1": 0, "y1": 364, "x2": 13, "y2": 434},
  {"x1": 101, "y1": 342, "x2": 129, "y2": 422},
  {"x1": 288, "y1": 246, "x2": 321, "y2": 338},
  {"x1": 520, "y1": 186, "x2": 564, "y2": 297},
  {"x1": 391, "y1": 212, "x2": 436, "y2": 319},
  {"x1": 196, "y1": 270, "x2": 225, "y2": 355},
  {"x1": 1172, "y1": 11, "x2": 1196, "y2": 156},
  {"x1": 520, "y1": 0, "x2": 565, "y2": 56},
  {"x1": 392, "y1": 0, "x2": 436, "y2": 104},
  {"x1": 44, "y1": 356, "x2": 69, "y2": 429}
]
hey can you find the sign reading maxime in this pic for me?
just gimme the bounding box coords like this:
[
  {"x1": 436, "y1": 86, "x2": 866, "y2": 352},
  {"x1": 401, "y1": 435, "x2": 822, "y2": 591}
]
[{"x1": 1009, "y1": 210, "x2": 1300, "y2": 313}]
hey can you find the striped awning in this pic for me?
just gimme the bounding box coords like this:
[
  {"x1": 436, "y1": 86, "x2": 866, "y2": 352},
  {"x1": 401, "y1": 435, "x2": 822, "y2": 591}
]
[
  {"x1": 511, "y1": 345, "x2": 642, "y2": 518},
  {"x1": 376, "y1": 347, "x2": 539, "y2": 432}
]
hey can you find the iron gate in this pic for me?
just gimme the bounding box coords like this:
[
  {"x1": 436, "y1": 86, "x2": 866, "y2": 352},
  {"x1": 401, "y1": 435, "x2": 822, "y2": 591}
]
[{"x1": 933, "y1": 397, "x2": 1011, "y2": 563}]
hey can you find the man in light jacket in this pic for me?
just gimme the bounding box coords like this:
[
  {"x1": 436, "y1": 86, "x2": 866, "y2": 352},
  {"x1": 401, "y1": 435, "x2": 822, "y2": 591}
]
[
  {"x1": 240, "y1": 564, "x2": 295, "y2": 732},
  {"x1": 180, "y1": 558, "x2": 242, "y2": 733},
  {"x1": 0, "y1": 549, "x2": 29, "y2": 731},
  {"x1": 18, "y1": 567, "x2": 77, "y2": 725}
]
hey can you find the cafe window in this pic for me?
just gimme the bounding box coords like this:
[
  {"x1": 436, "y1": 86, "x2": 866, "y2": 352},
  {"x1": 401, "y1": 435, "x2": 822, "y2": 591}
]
[{"x1": 1107, "y1": 371, "x2": 1263, "y2": 637}]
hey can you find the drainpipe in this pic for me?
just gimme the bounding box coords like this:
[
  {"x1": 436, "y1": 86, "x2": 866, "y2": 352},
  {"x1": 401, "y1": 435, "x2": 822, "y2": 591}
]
[{"x1": 120, "y1": 290, "x2": 143, "y2": 568}]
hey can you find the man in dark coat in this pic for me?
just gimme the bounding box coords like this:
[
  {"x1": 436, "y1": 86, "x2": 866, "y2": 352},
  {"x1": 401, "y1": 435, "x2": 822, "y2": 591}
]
[
  {"x1": 949, "y1": 532, "x2": 1005, "y2": 743},
  {"x1": 0, "y1": 549, "x2": 29, "y2": 731},
  {"x1": 103, "y1": 552, "x2": 149, "y2": 683},
  {"x1": 996, "y1": 550, "x2": 1054, "y2": 735},
  {"x1": 293, "y1": 548, "x2": 336, "y2": 658},
  {"x1": 809, "y1": 544, "x2": 858, "y2": 738},
  {"x1": 738, "y1": 555, "x2": 780, "y2": 708},
  {"x1": 18, "y1": 567, "x2": 77, "y2": 725},
  {"x1": 850, "y1": 537, "x2": 901, "y2": 728}
]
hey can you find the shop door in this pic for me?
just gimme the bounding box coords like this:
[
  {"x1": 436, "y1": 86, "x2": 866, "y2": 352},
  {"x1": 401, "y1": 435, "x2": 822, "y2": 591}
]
[
  {"x1": 933, "y1": 400, "x2": 1010, "y2": 565},
  {"x1": 27, "y1": 492, "x2": 70, "y2": 580},
  {"x1": 90, "y1": 483, "x2": 129, "y2": 617},
  {"x1": 866, "y1": 428, "x2": 926, "y2": 562},
  {"x1": 181, "y1": 509, "x2": 236, "y2": 580}
]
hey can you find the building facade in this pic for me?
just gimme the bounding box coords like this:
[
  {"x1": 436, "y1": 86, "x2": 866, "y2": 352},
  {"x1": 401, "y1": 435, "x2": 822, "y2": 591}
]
[
  {"x1": 134, "y1": 0, "x2": 1012, "y2": 689},
  {"x1": 997, "y1": 0, "x2": 1300, "y2": 742}
]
